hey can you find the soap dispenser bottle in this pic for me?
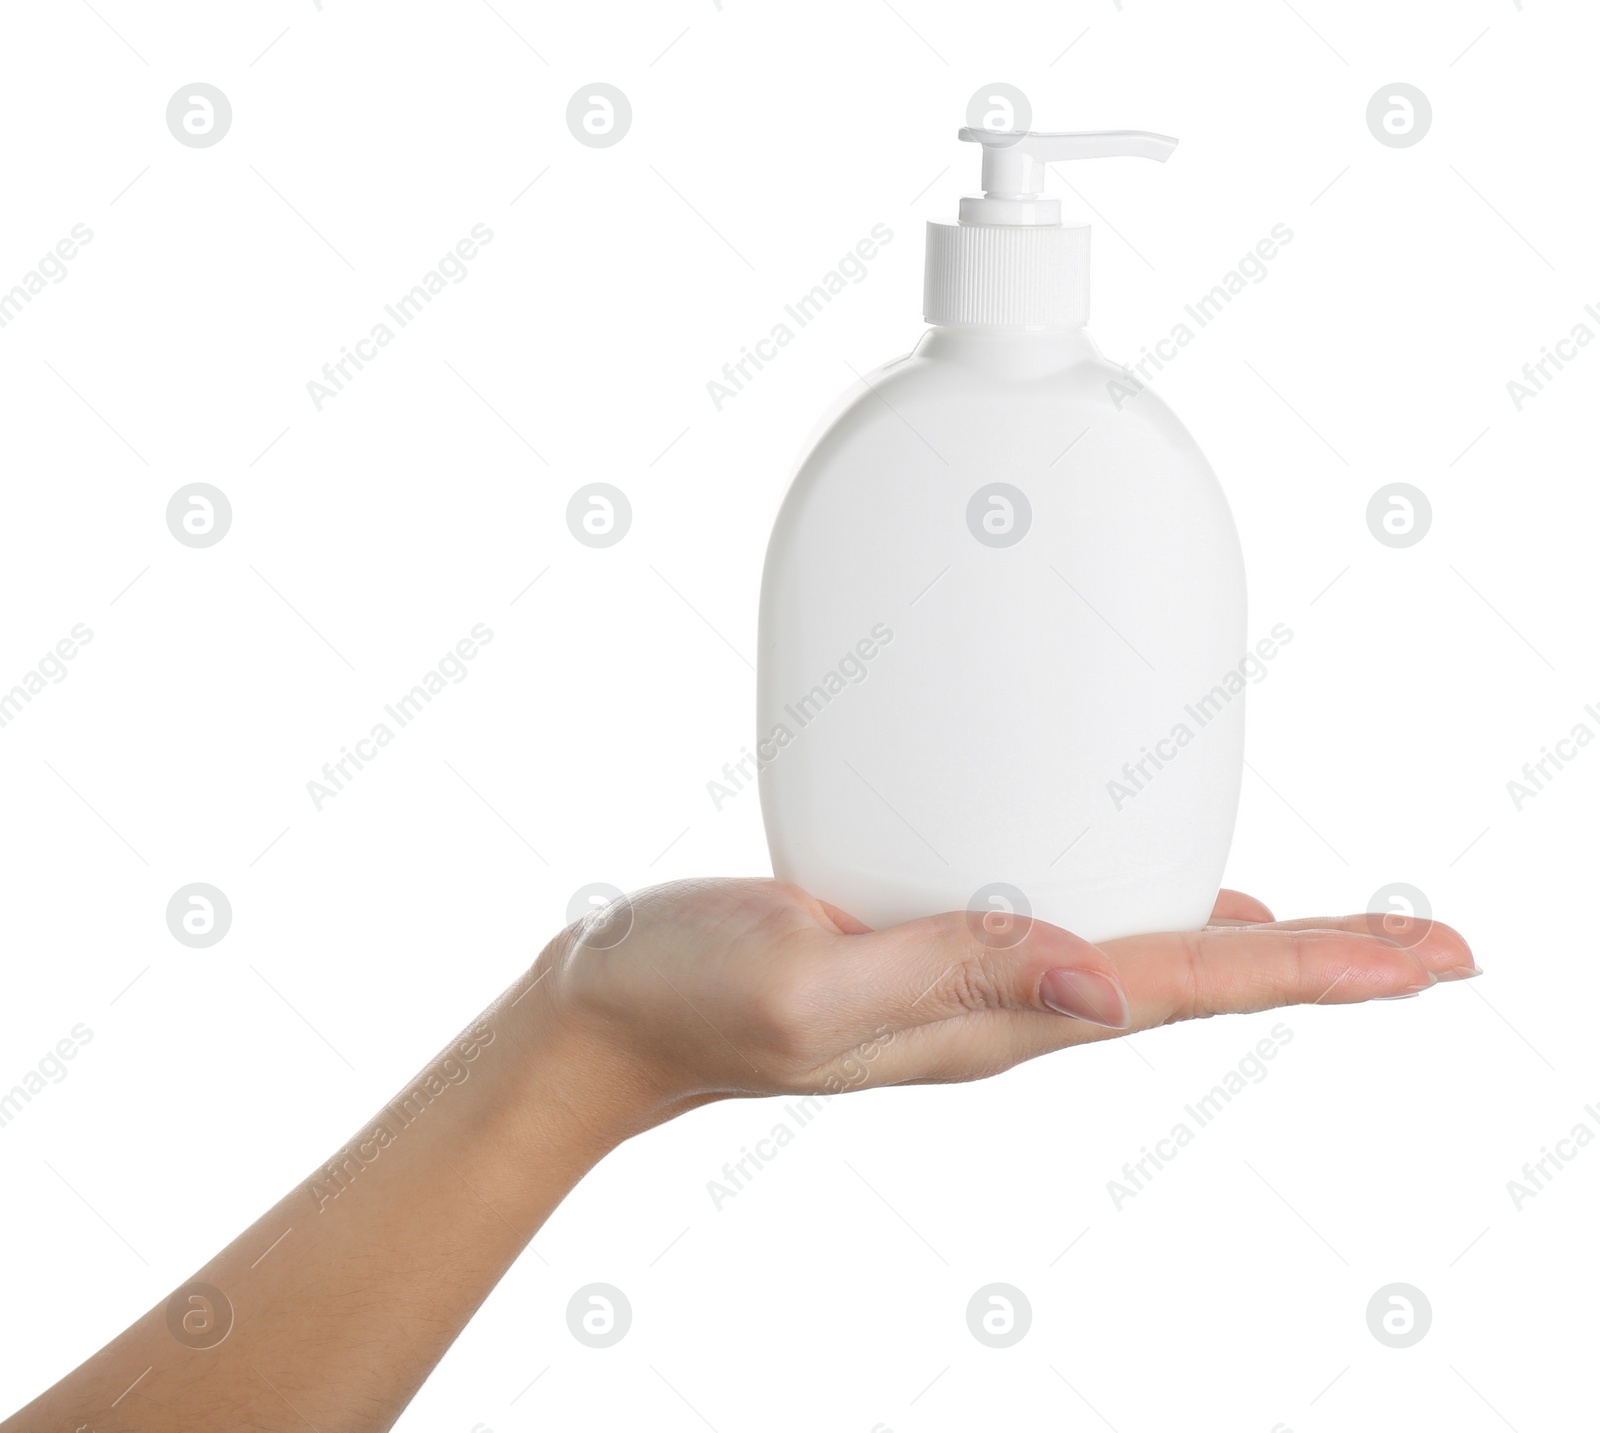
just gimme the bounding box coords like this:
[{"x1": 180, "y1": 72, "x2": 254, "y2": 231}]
[{"x1": 757, "y1": 129, "x2": 1247, "y2": 944}]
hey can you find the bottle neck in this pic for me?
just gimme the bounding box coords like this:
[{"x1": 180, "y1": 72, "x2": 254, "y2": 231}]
[{"x1": 914, "y1": 325, "x2": 1100, "y2": 375}]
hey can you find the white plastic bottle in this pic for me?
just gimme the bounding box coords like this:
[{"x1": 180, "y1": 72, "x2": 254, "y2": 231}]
[{"x1": 757, "y1": 129, "x2": 1247, "y2": 944}]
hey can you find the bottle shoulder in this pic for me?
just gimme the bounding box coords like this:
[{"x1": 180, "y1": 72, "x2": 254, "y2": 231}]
[{"x1": 789, "y1": 334, "x2": 1207, "y2": 478}]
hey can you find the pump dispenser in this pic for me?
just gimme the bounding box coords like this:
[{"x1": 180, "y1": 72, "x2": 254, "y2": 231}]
[
  {"x1": 757, "y1": 127, "x2": 1247, "y2": 945},
  {"x1": 925, "y1": 130, "x2": 1177, "y2": 328}
]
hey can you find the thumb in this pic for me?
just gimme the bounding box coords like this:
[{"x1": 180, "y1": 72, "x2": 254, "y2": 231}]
[{"x1": 843, "y1": 911, "x2": 1132, "y2": 1032}]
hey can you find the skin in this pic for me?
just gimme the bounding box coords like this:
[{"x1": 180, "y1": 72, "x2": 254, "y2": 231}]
[{"x1": 3, "y1": 880, "x2": 1476, "y2": 1432}]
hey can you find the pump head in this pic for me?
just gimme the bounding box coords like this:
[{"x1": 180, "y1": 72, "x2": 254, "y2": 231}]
[
  {"x1": 924, "y1": 127, "x2": 1179, "y2": 329},
  {"x1": 955, "y1": 129, "x2": 1178, "y2": 225}
]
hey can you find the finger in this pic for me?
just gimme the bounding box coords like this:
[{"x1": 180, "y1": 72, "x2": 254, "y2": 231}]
[
  {"x1": 813, "y1": 908, "x2": 1473, "y2": 1057},
  {"x1": 813, "y1": 897, "x2": 873, "y2": 936},
  {"x1": 825, "y1": 912, "x2": 1132, "y2": 1036},
  {"x1": 1202, "y1": 915, "x2": 1476, "y2": 978},
  {"x1": 858, "y1": 922, "x2": 1460, "y2": 1087},
  {"x1": 1106, "y1": 923, "x2": 1457, "y2": 1025},
  {"x1": 1210, "y1": 889, "x2": 1275, "y2": 924},
  {"x1": 762, "y1": 879, "x2": 876, "y2": 937}
]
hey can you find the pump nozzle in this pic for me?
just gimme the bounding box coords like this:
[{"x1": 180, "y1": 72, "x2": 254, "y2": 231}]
[{"x1": 956, "y1": 129, "x2": 1178, "y2": 225}]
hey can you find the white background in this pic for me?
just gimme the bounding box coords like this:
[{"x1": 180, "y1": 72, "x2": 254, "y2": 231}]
[{"x1": 1, "y1": 1, "x2": 1595, "y2": 1429}]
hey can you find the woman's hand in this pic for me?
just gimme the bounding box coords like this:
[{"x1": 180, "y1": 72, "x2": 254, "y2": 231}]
[
  {"x1": 6, "y1": 876, "x2": 1473, "y2": 1433},
  {"x1": 538, "y1": 879, "x2": 1477, "y2": 1113}
]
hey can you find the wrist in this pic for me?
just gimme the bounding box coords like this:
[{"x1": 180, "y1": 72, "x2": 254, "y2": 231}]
[{"x1": 493, "y1": 960, "x2": 690, "y2": 1166}]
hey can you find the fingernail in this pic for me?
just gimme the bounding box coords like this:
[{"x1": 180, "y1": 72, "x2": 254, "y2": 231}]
[
  {"x1": 1376, "y1": 971, "x2": 1437, "y2": 1001},
  {"x1": 1436, "y1": 964, "x2": 1482, "y2": 982},
  {"x1": 1040, "y1": 968, "x2": 1131, "y2": 1029}
]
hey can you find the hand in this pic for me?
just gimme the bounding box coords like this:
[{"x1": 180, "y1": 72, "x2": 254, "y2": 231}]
[
  {"x1": 537, "y1": 879, "x2": 1476, "y2": 1110},
  {"x1": 5, "y1": 880, "x2": 1474, "y2": 1433}
]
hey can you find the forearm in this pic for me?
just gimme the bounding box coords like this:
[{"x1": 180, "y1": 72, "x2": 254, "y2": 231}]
[{"x1": 5, "y1": 964, "x2": 666, "y2": 1433}]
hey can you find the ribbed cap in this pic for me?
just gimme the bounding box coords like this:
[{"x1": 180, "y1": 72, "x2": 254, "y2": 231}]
[{"x1": 923, "y1": 220, "x2": 1089, "y2": 329}]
